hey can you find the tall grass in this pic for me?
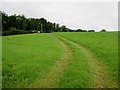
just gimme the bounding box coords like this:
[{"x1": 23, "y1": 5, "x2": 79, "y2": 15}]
[
  {"x1": 2, "y1": 32, "x2": 118, "y2": 88},
  {"x1": 57, "y1": 38, "x2": 91, "y2": 88},
  {"x1": 2, "y1": 33, "x2": 64, "y2": 88},
  {"x1": 57, "y1": 32, "x2": 118, "y2": 82}
]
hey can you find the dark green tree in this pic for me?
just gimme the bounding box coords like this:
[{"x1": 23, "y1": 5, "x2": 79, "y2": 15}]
[{"x1": 100, "y1": 29, "x2": 106, "y2": 32}]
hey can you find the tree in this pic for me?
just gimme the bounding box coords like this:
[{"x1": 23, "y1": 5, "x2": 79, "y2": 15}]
[
  {"x1": 88, "y1": 30, "x2": 95, "y2": 32},
  {"x1": 75, "y1": 29, "x2": 87, "y2": 32},
  {"x1": 60, "y1": 25, "x2": 68, "y2": 32},
  {"x1": 2, "y1": 11, "x2": 101, "y2": 35},
  {"x1": 2, "y1": 12, "x2": 9, "y2": 31},
  {"x1": 39, "y1": 18, "x2": 47, "y2": 32},
  {"x1": 100, "y1": 29, "x2": 106, "y2": 32},
  {"x1": 55, "y1": 23, "x2": 60, "y2": 32}
]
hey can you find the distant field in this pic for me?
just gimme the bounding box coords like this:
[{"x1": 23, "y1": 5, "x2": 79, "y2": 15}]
[{"x1": 2, "y1": 32, "x2": 118, "y2": 88}]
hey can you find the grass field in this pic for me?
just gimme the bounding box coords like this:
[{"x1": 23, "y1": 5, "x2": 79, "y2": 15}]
[
  {"x1": 2, "y1": 34, "x2": 64, "y2": 88},
  {"x1": 2, "y1": 32, "x2": 118, "y2": 88},
  {"x1": 56, "y1": 32, "x2": 118, "y2": 88}
]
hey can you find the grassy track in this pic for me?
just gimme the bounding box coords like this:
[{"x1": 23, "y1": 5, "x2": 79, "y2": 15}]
[
  {"x1": 2, "y1": 32, "x2": 118, "y2": 88},
  {"x1": 33, "y1": 34, "x2": 72, "y2": 88},
  {"x1": 56, "y1": 32, "x2": 118, "y2": 87},
  {"x1": 55, "y1": 35, "x2": 91, "y2": 88},
  {"x1": 55, "y1": 34, "x2": 117, "y2": 88}
]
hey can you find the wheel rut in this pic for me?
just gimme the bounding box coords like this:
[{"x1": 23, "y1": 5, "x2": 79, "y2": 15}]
[
  {"x1": 34, "y1": 34, "x2": 72, "y2": 88},
  {"x1": 34, "y1": 33, "x2": 117, "y2": 88},
  {"x1": 56, "y1": 34, "x2": 117, "y2": 88}
]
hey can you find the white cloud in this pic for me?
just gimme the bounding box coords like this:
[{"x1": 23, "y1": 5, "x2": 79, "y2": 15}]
[
  {"x1": 1, "y1": 2, "x2": 118, "y2": 31},
  {"x1": 1, "y1": 0, "x2": 119, "y2": 2}
]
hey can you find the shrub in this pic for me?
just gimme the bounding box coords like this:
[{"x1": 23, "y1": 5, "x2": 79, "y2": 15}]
[
  {"x1": 2, "y1": 27, "x2": 27, "y2": 36},
  {"x1": 100, "y1": 29, "x2": 106, "y2": 32},
  {"x1": 75, "y1": 29, "x2": 87, "y2": 32},
  {"x1": 88, "y1": 30, "x2": 95, "y2": 32}
]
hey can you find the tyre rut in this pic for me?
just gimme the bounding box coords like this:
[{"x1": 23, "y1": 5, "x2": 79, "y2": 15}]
[
  {"x1": 56, "y1": 34, "x2": 117, "y2": 88},
  {"x1": 34, "y1": 34, "x2": 72, "y2": 88}
]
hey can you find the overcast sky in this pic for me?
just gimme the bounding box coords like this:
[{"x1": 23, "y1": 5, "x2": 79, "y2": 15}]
[{"x1": 1, "y1": 2, "x2": 118, "y2": 31}]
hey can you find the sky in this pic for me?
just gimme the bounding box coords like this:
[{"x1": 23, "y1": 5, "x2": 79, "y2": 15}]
[{"x1": 1, "y1": 1, "x2": 118, "y2": 31}]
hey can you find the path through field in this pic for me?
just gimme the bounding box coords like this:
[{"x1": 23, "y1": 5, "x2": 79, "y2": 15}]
[
  {"x1": 34, "y1": 33, "x2": 117, "y2": 88},
  {"x1": 34, "y1": 34, "x2": 72, "y2": 88}
]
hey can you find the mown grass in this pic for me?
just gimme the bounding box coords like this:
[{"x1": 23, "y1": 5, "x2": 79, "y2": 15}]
[
  {"x1": 2, "y1": 33, "x2": 64, "y2": 88},
  {"x1": 56, "y1": 32, "x2": 118, "y2": 83}
]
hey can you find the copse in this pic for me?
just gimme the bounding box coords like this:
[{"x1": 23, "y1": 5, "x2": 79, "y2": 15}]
[
  {"x1": 100, "y1": 29, "x2": 106, "y2": 32},
  {"x1": 2, "y1": 11, "x2": 76, "y2": 35},
  {"x1": 2, "y1": 27, "x2": 37, "y2": 36},
  {"x1": 69, "y1": 30, "x2": 75, "y2": 32},
  {"x1": 2, "y1": 27, "x2": 26, "y2": 35},
  {"x1": 1, "y1": 12, "x2": 61, "y2": 34},
  {"x1": 88, "y1": 30, "x2": 95, "y2": 32},
  {"x1": 75, "y1": 29, "x2": 87, "y2": 32},
  {"x1": 2, "y1": 11, "x2": 104, "y2": 36}
]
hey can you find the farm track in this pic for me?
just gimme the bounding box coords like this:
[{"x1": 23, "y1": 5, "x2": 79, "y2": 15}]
[
  {"x1": 56, "y1": 34, "x2": 117, "y2": 88},
  {"x1": 34, "y1": 34, "x2": 117, "y2": 88},
  {"x1": 34, "y1": 34, "x2": 72, "y2": 88}
]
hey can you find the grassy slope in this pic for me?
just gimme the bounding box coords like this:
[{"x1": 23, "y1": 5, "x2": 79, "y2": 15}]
[
  {"x1": 2, "y1": 34, "x2": 64, "y2": 88},
  {"x1": 56, "y1": 32, "x2": 118, "y2": 82},
  {"x1": 2, "y1": 32, "x2": 118, "y2": 88}
]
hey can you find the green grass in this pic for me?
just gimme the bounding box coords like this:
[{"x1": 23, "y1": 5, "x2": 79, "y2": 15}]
[
  {"x1": 56, "y1": 32, "x2": 118, "y2": 82},
  {"x1": 2, "y1": 32, "x2": 118, "y2": 88},
  {"x1": 56, "y1": 36, "x2": 91, "y2": 88},
  {"x1": 2, "y1": 33, "x2": 64, "y2": 88}
]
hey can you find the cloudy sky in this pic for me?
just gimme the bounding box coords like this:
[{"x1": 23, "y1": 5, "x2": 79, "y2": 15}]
[{"x1": 1, "y1": 1, "x2": 118, "y2": 31}]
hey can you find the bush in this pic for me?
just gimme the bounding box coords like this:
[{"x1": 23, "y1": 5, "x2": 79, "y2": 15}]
[
  {"x1": 2, "y1": 27, "x2": 27, "y2": 36},
  {"x1": 75, "y1": 29, "x2": 87, "y2": 32},
  {"x1": 100, "y1": 29, "x2": 106, "y2": 32},
  {"x1": 88, "y1": 30, "x2": 95, "y2": 32}
]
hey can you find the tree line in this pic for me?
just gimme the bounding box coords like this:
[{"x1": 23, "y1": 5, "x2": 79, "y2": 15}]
[{"x1": 1, "y1": 11, "x2": 106, "y2": 36}]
